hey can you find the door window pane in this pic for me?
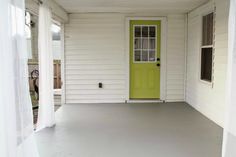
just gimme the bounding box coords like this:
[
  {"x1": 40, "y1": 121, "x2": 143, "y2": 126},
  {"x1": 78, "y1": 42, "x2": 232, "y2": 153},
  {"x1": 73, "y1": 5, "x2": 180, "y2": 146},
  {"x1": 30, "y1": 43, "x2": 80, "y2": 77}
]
[
  {"x1": 149, "y1": 39, "x2": 155, "y2": 49},
  {"x1": 149, "y1": 27, "x2": 156, "y2": 37},
  {"x1": 142, "y1": 50, "x2": 148, "y2": 61},
  {"x1": 135, "y1": 50, "x2": 141, "y2": 61},
  {"x1": 135, "y1": 26, "x2": 141, "y2": 37},
  {"x1": 142, "y1": 26, "x2": 148, "y2": 37},
  {"x1": 133, "y1": 25, "x2": 157, "y2": 62},
  {"x1": 135, "y1": 38, "x2": 141, "y2": 49},
  {"x1": 142, "y1": 38, "x2": 148, "y2": 49},
  {"x1": 149, "y1": 50, "x2": 155, "y2": 61}
]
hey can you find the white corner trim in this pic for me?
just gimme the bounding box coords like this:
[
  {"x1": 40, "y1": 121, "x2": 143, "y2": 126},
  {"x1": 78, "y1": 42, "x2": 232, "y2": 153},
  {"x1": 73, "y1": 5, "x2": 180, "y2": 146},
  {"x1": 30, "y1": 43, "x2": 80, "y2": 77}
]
[
  {"x1": 125, "y1": 17, "x2": 167, "y2": 102},
  {"x1": 61, "y1": 24, "x2": 66, "y2": 105},
  {"x1": 184, "y1": 14, "x2": 188, "y2": 101},
  {"x1": 160, "y1": 17, "x2": 167, "y2": 101}
]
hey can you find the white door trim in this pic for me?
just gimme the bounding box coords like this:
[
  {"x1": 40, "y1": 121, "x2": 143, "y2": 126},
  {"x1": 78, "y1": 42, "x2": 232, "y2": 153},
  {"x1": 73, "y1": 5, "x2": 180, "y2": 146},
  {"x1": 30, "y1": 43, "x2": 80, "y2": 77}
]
[{"x1": 125, "y1": 17, "x2": 167, "y2": 101}]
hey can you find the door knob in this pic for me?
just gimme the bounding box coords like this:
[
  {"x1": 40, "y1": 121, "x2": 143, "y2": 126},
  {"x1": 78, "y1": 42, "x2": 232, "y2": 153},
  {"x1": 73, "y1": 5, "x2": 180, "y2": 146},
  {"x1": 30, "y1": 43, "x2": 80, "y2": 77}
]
[{"x1": 157, "y1": 63, "x2": 160, "y2": 67}]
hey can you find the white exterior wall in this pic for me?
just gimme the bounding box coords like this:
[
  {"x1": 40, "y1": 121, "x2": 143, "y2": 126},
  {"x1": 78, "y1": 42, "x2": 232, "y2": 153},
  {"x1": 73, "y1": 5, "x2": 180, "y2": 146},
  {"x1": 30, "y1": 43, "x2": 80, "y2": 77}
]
[
  {"x1": 166, "y1": 15, "x2": 186, "y2": 101},
  {"x1": 65, "y1": 14, "x2": 126, "y2": 103},
  {"x1": 64, "y1": 13, "x2": 186, "y2": 103},
  {"x1": 186, "y1": 0, "x2": 229, "y2": 126}
]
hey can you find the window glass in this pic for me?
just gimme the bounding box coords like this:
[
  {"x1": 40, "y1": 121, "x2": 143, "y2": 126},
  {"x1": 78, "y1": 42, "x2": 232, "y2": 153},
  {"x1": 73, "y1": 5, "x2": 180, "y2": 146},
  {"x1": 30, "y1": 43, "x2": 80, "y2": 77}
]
[
  {"x1": 135, "y1": 38, "x2": 141, "y2": 49},
  {"x1": 202, "y1": 13, "x2": 213, "y2": 46},
  {"x1": 135, "y1": 26, "x2": 141, "y2": 37},
  {"x1": 149, "y1": 39, "x2": 155, "y2": 49},
  {"x1": 149, "y1": 50, "x2": 155, "y2": 61},
  {"x1": 201, "y1": 48, "x2": 213, "y2": 81},
  {"x1": 133, "y1": 25, "x2": 157, "y2": 62},
  {"x1": 134, "y1": 50, "x2": 141, "y2": 61},
  {"x1": 142, "y1": 38, "x2": 148, "y2": 49},
  {"x1": 142, "y1": 50, "x2": 148, "y2": 61},
  {"x1": 200, "y1": 12, "x2": 214, "y2": 82},
  {"x1": 142, "y1": 26, "x2": 148, "y2": 37},
  {"x1": 149, "y1": 27, "x2": 156, "y2": 37}
]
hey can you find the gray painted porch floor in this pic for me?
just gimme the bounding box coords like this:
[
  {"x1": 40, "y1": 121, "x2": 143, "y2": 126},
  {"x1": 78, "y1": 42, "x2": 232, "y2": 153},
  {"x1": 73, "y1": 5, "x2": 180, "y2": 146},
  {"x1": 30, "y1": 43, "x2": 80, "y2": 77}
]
[{"x1": 36, "y1": 102, "x2": 223, "y2": 157}]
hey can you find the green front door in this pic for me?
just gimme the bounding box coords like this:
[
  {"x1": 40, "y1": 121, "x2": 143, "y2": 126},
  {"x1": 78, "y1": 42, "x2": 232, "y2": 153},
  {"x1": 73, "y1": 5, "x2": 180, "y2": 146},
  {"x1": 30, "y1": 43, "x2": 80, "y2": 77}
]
[{"x1": 130, "y1": 20, "x2": 161, "y2": 99}]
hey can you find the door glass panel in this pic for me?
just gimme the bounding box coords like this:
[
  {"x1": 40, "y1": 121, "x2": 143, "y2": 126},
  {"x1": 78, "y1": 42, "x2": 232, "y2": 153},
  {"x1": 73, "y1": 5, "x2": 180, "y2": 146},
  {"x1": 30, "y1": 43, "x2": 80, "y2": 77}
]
[
  {"x1": 142, "y1": 26, "x2": 148, "y2": 37},
  {"x1": 142, "y1": 38, "x2": 148, "y2": 49},
  {"x1": 149, "y1": 27, "x2": 156, "y2": 37},
  {"x1": 149, "y1": 38, "x2": 155, "y2": 49},
  {"x1": 135, "y1": 38, "x2": 141, "y2": 49},
  {"x1": 142, "y1": 50, "x2": 148, "y2": 61},
  {"x1": 149, "y1": 50, "x2": 155, "y2": 61},
  {"x1": 135, "y1": 50, "x2": 141, "y2": 61},
  {"x1": 133, "y1": 25, "x2": 157, "y2": 62},
  {"x1": 135, "y1": 26, "x2": 141, "y2": 37}
]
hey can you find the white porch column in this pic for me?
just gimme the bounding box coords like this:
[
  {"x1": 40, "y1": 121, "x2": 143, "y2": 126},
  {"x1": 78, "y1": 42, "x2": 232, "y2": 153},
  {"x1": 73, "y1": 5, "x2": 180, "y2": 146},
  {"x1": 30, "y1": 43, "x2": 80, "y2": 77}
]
[
  {"x1": 222, "y1": 0, "x2": 236, "y2": 156},
  {"x1": 37, "y1": 1, "x2": 55, "y2": 131}
]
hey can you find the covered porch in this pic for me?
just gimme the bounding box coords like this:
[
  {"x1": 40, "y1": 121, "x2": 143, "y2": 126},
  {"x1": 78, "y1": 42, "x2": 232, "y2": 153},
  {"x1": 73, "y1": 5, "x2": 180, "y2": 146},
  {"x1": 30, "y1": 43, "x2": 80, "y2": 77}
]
[
  {"x1": 36, "y1": 102, "x2": 223, "y2": 157},
  {"x1": 27, "y1": 0, "x2": 231, "y2": 156},
  {"x1": 1, "y1": 0, "x2": 236, "y2": 157}
]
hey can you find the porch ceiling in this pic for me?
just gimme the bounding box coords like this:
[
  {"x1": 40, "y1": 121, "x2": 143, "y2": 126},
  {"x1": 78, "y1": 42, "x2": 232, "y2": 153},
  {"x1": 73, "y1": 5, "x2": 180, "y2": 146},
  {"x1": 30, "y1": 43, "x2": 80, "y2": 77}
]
[
  {"x1": 55, "y1": 0, "x2": 209, "y2": 13},
  {"x1": 54, "y1": 0, "x2": 209, "y2": 14}
]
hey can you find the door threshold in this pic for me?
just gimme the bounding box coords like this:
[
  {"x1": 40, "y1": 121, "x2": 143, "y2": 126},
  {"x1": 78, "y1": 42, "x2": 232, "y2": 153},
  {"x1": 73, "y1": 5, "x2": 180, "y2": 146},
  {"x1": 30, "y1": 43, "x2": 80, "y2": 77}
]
[{"x1": 127, "y1": 99, "x2": 164, "y2": 103}]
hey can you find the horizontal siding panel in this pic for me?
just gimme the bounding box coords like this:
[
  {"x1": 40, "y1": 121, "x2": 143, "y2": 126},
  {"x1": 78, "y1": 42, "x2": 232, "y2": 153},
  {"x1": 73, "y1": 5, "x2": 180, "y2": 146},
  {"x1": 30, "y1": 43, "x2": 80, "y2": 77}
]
[
  {"x1": 66, "y1": 80, "x2": 125, "y2": 85},
  {"x1": 66, "y1": 100, "x2": 125, "y2": 104},
  {"x1": 66, "y1": 69, "x2": 125, "y2": 75},
  {"x1": 65, "y1": 56, "x2": 124, "y2": 61},
  {"x1": 66, "y1": 95, "x2": 126, "y2": 100},
  {"x1": 65, "y1": 75, "x2": 125, "y2": 80},
  {"x1": 166, "y1": 14, "x2": 185, "y2": 101},
  {"x1": 66, "y1": 84, "x2": 125, "y2": 90},
  {"x1": 66, "y1": 65, "x2": 124, "y2": 70},
  {"x1": 65, "y1": 60, "x2": 124, "y2": 65},
  {"x1": 66, "y1": 89, "x2": 125, "y2": 95}
]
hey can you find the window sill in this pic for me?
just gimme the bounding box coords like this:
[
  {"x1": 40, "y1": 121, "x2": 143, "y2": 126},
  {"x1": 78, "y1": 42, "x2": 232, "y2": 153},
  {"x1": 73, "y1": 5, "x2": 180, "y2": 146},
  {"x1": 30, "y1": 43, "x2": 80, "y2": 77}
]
[{"x1": 199, "y1": 79, "x2": 213, "y2": 88}]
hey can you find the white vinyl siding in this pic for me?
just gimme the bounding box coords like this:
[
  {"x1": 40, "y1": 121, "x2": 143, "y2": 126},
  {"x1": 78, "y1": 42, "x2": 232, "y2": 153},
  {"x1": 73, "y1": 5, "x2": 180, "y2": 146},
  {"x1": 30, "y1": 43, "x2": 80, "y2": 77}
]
[
  {"x1": 64, "y1": 13, "x2": 186, "y2": 103},
  {"x1": 65, "y1": 14, "x2": 126, "y2": 103},
  {"x1": 166, "y1": 15, "x2": 186, "y2": 101},
  {"x1": 186, "y1": 0, "x2": 229, "y2": 126}
]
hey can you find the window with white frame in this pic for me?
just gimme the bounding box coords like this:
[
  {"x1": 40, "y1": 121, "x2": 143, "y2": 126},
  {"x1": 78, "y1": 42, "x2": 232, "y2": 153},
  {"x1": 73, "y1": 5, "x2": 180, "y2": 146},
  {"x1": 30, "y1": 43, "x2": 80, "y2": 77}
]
[
  {"x1": 200, "y1": 12, "x2": 214, "y2": 82},
  {"x1": 134, "y1": 25, "x2": 156, "y2": 62}
]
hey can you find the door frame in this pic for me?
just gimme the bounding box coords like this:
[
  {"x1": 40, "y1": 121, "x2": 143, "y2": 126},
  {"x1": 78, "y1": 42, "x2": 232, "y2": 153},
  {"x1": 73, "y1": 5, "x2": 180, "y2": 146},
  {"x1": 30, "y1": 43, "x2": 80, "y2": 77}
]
[{"x1": 125, "y1": 17, "x2": 167, "y2": 102}]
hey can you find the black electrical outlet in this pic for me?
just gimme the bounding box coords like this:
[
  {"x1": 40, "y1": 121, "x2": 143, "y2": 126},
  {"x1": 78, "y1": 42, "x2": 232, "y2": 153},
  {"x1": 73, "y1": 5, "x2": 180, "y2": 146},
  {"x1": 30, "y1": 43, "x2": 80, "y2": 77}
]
[{"x1": 98, "y1": 82, "x2": 103, "y2": 88}]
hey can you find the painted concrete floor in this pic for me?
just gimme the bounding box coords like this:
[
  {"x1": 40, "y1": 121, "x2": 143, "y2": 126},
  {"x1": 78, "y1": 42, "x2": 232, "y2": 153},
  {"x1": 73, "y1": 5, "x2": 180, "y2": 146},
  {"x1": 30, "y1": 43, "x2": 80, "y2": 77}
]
[{"x1": 36, "y1": 103, "x2": 223, "y2": 157}]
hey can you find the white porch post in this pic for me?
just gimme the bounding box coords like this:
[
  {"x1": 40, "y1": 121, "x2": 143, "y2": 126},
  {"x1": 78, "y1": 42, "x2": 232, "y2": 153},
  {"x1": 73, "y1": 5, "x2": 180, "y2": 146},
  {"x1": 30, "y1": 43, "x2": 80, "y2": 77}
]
[
  {"x1": 37, "y1": 1, "x2": 55, "y2": 131},
  {"x1": 222, "y1": 0, "x2": 236, "y2": 156}
]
